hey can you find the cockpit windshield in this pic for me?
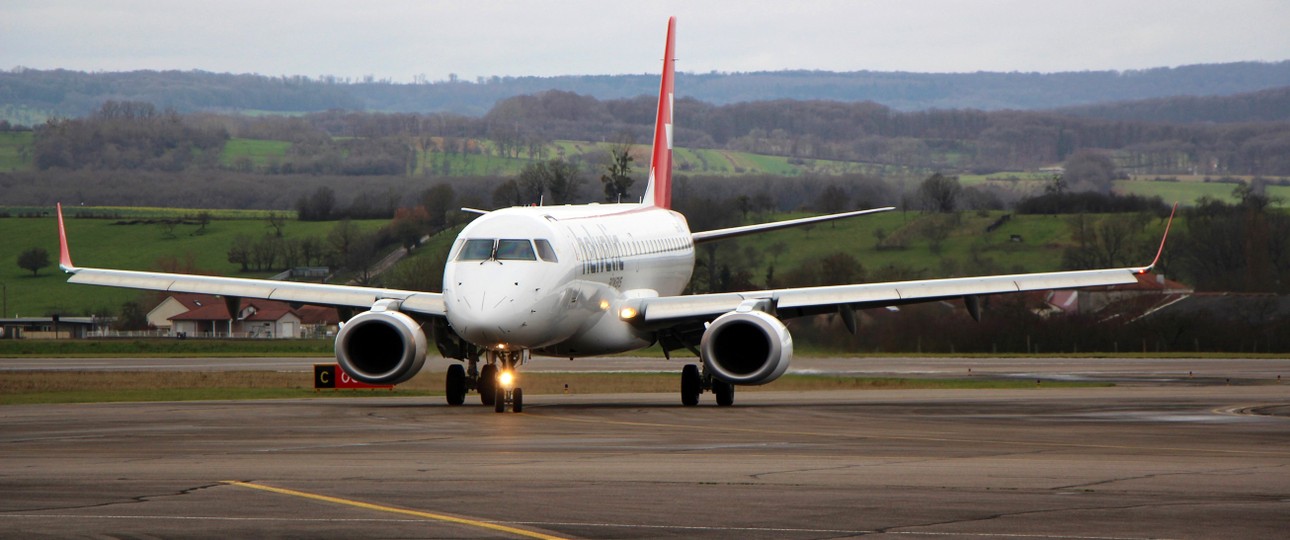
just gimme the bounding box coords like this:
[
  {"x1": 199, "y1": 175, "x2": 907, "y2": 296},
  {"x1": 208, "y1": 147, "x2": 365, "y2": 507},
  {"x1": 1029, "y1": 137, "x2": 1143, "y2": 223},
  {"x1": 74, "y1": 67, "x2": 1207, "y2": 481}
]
[
  {"x1": 495, "y1": 239, "x2": 536, "y2": 261},
  {"x1": 457, "y1": 239, "x2": 495, "y2": 261},
  {"x1": 456, "y1": 238, "x2": 552, "y2": 262}
]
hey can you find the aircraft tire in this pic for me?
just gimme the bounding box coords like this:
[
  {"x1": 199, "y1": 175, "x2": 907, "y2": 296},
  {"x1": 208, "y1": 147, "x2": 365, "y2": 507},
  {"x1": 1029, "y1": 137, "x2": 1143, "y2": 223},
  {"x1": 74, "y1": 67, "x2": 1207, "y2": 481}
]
[
  {"x1": 446, "y1": 364, "x2": 467, "y2": 405},
  {"x1": 494, "y1": 387, "x2": 507, "y2": 413},
  {"x1": 512, "y1": 388, "x2": 523, "y2": 413},
  {"x1": 681, "y1": 364, "x2": 701, "y2": 406},
  {"x1": 714, "y1": 379, "x2": 735, "y2": 407},
  {"x1": 479, "y1": 364, "x2": 497, "y2": 406}
]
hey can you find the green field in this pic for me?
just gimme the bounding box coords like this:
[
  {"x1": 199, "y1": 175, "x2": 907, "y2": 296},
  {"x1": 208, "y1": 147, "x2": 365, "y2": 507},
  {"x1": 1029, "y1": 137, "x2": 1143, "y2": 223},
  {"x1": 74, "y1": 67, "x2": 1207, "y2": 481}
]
[
  {"x1": 727, "y1": 210, "x2": 1094, "y2": 287},
  {"x1": 1115, "y1": 178, "x2": 1290, "y2": 207},
  {"x1": 0, "y1": 131, "x2": 34, "y2": 172},
  {"x1": 220, "y1": 138, "x2": 291, "y2": 168},
  {"x1": 0, "y1": 213, "x2": 387, "y2": 318}
]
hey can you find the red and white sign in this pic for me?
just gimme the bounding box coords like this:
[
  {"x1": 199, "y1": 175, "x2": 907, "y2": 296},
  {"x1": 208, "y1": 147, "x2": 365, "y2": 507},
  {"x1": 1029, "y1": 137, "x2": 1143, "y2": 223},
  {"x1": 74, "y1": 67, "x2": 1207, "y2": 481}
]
[{"x1": 314, "y1": 364, "x2": 393, "y2": 390}]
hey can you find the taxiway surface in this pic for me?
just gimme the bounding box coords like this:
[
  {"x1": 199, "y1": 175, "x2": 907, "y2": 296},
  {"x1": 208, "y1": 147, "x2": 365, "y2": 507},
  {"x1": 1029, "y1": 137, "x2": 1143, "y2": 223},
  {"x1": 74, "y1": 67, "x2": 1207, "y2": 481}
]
[{"x1": 3, "y1": 362, "x2": 1289, "y2": 539}]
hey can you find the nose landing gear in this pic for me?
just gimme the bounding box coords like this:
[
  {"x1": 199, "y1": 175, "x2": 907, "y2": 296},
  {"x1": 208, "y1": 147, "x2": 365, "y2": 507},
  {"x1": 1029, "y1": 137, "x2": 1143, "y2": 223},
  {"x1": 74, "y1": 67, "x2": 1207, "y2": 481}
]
[
  {"x1": 444, "y1": 349, "x2": 525, "y2": 412},
  {"x1": 490, "y1": 349, "x2": 525, "y2": 413}
]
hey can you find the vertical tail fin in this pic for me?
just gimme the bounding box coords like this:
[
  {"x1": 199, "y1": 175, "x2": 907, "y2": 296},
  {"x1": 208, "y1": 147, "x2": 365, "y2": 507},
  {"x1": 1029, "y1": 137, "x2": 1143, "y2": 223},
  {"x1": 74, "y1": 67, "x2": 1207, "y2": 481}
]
[{"x1": 642, "y1": 16, "x2": 676, "y2": 209}]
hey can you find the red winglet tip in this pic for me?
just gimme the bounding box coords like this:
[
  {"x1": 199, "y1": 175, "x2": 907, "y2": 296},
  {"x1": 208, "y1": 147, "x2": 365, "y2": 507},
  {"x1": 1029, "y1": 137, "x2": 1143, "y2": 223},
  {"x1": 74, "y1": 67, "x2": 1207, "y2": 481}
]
[
  {"x1": 56, "y1": 203, "x2": 74, "y2": 271},
  {"x1": 1146, "y1": 202, "x2": 1178, "y2": 271}
]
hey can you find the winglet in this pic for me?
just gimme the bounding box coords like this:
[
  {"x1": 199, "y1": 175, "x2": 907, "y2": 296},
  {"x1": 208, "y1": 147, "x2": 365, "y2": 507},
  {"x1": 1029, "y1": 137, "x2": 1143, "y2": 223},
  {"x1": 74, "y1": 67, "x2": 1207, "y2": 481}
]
[
  {"x1": 56, "y1": 203, "x2": 76, "y2": 272},
  {"x1": 641, "y1": 16, "x2": 676, "y2": 209},
  {"x1": 1137, "y1": 202, "x2": 1178, "y2": 274}
]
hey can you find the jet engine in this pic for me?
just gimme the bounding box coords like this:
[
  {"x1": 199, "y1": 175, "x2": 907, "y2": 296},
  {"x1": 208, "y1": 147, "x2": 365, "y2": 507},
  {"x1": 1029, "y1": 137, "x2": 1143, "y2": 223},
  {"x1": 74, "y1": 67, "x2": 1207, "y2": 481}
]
[
  {"x1": 699, "y1": 310, "x2": 793, "y2": 385},
  {"x1": 335, "y1": 310, "x2": 428, "y2": 385}
]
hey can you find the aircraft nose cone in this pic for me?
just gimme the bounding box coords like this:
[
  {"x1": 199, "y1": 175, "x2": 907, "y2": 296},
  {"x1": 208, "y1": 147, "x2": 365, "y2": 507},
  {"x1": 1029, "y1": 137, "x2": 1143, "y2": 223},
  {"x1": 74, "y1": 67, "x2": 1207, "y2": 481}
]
[{"x1": 446, "y1": 283, "x2": 540, "y2": 348}]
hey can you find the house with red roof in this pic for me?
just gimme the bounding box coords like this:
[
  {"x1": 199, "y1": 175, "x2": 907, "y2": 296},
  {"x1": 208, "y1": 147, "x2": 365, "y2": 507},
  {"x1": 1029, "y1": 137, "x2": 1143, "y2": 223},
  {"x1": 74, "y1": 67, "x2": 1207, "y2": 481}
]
[
  {"x1": 148, "y1": 294, "x2": 339, "y2": 338},
  {"x1": 1033, "y1": 273, "x2": 1193, "y2": 320}
]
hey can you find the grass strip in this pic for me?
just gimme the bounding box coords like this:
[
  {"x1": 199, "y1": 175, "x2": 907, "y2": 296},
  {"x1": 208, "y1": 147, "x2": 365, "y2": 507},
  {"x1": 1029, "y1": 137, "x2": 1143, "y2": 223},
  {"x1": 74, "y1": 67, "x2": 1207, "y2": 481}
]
[
  {"x1": 0, "y1": 339, "x2": 334, "y2": 358},
  {"x1": 0, "y1": 370, "x2": 1110, "y2": 405}
]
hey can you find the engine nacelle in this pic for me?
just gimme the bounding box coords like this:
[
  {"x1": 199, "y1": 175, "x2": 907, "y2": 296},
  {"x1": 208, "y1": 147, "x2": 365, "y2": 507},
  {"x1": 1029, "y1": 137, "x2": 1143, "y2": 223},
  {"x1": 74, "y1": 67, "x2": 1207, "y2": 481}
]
[
  {"x1": 335, "y1": 309, "x2": 428, "y2": 385},
  {"x1": 699, "y1": 310, "x2": 793, "y2": 385}
]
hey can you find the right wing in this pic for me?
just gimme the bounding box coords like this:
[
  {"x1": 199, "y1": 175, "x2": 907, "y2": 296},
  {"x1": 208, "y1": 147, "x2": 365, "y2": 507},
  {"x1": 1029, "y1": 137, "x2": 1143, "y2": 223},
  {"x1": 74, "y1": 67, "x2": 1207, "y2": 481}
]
[{"x1": 57, "y1": 204, "x2": 444, "y2": 317}]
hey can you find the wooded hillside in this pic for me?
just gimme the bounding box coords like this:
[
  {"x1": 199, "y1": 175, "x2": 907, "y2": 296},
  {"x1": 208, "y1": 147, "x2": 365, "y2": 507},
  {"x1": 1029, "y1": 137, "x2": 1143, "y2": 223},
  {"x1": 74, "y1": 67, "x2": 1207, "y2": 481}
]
[{"x1": 4, "y1": 61, "x2": 1290, "y2": 119}]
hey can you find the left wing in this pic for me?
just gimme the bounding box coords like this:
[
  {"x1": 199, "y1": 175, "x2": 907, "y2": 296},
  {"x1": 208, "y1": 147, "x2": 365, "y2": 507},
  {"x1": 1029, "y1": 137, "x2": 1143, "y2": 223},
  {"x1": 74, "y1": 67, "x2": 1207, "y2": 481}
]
[
  {"x1": 637, "y1": 204, "x2": 1176, "y2": 326},
  {"x1": 57, "y1": 204, "x2": 444, "y2": 317},
  {"x1": 632, "y1": 266, "x2": 1146, "y2": 325}
]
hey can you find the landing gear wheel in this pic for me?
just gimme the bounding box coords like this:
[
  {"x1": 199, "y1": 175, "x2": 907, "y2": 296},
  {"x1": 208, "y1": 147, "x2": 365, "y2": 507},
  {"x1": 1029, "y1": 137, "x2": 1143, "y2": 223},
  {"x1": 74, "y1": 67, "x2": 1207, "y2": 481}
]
[
  {"x1": 681, "y1": 364, "x2": 701, "y2": 406},
  {"x1": 713, "y1": 379, "x2": 735, "y2": 407},
  {"x1": 479, "y1": 364, "x2": 497, "y2": 406},
  {"x1": 512, "y1": 387, "x2": 523, "y2": 413},
  {"x1": 494, "y1": 386, "x2": 507, "y2": 413},
  {"x1": 445, "y1": 364, "x2": 467, "y2": 405}
]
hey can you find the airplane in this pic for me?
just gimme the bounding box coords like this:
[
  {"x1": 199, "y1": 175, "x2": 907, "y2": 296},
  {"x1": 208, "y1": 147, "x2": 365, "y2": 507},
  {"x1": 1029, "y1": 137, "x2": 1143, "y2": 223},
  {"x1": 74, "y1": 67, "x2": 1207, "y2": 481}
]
[{"x1": 56, "y1": 17, "x2": 1173, "y2": 412}]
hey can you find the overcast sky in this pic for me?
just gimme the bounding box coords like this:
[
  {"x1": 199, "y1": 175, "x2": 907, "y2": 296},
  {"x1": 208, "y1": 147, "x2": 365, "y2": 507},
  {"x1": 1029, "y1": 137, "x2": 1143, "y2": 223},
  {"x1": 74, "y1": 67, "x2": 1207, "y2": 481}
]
[{"x1": 4, "y1": 0, "x2": 1288, "y2": 82}]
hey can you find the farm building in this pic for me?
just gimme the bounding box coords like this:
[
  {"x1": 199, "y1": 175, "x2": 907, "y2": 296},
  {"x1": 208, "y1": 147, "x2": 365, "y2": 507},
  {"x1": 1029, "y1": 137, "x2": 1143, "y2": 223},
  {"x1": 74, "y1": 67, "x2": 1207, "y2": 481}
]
[{"x1": 149, "y1": 294, "x2": 339, "y2": 338}]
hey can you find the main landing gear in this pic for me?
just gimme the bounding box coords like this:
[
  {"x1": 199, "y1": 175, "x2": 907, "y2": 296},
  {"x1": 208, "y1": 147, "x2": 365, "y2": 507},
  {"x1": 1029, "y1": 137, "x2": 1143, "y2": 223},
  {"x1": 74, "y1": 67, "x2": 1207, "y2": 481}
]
[
  {"x1": 445, "y1": 349, "x2": 525, "y2": 413},
  {"x1": 680, "y1": 363, "x2": 735, "y2": 407}
]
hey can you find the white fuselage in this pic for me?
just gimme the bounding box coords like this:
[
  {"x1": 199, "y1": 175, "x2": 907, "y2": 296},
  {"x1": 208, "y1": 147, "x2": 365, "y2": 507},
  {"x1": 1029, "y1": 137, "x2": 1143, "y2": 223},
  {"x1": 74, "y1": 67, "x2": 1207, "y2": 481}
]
[{"x1": 442, "y1": 203, "x2": 694, "y2": 357}]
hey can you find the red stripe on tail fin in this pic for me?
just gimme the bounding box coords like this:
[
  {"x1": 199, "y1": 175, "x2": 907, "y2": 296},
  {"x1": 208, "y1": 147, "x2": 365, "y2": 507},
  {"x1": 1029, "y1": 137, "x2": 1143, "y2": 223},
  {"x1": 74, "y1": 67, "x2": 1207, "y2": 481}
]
[{"x1": 643, "y1": 17, "x2": 675, "y2": 209}]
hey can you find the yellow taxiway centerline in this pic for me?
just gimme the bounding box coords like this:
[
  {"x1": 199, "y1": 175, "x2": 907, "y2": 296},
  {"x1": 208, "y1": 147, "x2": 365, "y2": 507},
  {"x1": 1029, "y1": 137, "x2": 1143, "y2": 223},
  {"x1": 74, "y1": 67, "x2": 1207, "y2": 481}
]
[{"x1": 223, "y1": 481, "x2": 568, "y2": 540}]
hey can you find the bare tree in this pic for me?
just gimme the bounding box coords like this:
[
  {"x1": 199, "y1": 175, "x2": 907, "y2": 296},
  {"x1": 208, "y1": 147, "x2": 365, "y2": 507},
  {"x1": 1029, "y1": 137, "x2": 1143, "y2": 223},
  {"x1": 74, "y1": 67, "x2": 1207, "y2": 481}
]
[
  {"x1": 17, "y1": 247, "x2": 50, "y2": 276},
  {"x1": 916, "y1": 173, "x2": 962, "y2": 213},
  {"x1": 266, "y1": 212, "x2": 287, "y2": 237},
  {"x1": 227, "y1": 234, "x2": 251, "y2": 272}
]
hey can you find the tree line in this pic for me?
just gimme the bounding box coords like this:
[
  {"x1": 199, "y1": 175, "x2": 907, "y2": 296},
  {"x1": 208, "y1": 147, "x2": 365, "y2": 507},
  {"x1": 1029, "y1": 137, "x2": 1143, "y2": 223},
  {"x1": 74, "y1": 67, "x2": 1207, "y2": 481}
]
[
  {"x1": 25, "y1": 89, "x2": 1290, "y2": 180},
  {"x1": 6, "y1": 62, "x2": 1290, "y2": 118}
]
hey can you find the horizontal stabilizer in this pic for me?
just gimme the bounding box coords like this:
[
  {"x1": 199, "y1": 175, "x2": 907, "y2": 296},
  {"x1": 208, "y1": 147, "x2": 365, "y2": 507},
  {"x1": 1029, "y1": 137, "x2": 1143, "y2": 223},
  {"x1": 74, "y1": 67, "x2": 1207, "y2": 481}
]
[{"x1": 691, "y1": 207, "x2": 894, "y2": 243}]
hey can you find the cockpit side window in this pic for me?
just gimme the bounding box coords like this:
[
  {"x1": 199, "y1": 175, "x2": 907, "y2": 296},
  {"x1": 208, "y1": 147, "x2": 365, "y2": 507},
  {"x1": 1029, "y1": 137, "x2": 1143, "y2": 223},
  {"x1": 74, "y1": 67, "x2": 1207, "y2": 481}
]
[
  {"x1": 534, "y1": 239, "x2": 559, "y2": 262},
  {"x1": 457, "y1": 239, "x2": 495, "y2": 261},
  {"x1": 495, "y1": 239, "x2": 537, "y2": 261}
]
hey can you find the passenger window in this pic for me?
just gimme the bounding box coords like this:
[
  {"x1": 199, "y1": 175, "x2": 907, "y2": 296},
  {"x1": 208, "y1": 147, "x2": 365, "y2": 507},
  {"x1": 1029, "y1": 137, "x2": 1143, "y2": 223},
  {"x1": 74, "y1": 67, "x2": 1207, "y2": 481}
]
[
  {"x1": 496, "y1": 239, "x2": 537, "y2": 261},
  {"x1": 458, "y1": 239, "x2": 495, "y2": 261},
  {"x1": 535, "y1": 239, "x2": 559, "y2": 262}
]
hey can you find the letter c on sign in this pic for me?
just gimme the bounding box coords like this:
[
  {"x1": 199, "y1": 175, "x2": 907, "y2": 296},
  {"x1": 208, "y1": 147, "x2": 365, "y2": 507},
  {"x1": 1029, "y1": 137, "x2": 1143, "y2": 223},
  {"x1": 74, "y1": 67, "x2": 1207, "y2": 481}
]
[{"x1": 320, "y1": 371, "x2": 330, "y2": 384}]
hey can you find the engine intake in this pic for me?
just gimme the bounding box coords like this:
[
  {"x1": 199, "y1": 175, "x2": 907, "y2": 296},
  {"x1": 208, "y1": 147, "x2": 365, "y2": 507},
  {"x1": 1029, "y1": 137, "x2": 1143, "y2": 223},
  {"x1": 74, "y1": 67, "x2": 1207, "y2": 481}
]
[
  {"x1": 699, "y1": 310, "x2": 793, "y2": 385},
  {"x1": 335, "y1": 309, "x2": 427, "y2": 385}
]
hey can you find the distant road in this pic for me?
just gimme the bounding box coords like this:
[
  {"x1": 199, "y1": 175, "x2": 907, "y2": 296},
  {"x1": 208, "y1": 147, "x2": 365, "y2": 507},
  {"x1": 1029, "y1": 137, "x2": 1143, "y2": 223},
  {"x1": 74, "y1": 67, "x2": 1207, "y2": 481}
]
[{"x1": 4, "y1": 355, "x2": 1288, "y2": 383}]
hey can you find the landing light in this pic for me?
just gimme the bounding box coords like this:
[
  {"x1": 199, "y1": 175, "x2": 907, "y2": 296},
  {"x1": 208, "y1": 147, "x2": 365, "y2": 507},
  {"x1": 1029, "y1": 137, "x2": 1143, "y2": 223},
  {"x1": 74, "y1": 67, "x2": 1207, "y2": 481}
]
[
  {"x1": 619, "y1": 306, "x2": 638, "y2": 320},
  {"x1": 498, "y1": 370, "x2": 515, "y2": 388},
  {"x1": 598, "y1": 299, "x2": 610, "y2": 311}
]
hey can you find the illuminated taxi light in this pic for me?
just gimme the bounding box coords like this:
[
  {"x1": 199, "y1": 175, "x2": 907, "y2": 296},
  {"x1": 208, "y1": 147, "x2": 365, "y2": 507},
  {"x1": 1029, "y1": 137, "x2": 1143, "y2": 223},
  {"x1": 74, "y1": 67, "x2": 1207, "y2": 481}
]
[
  {"x1": 598, "y1": 299, "x2": 610, "y2": 310},
  {"x1": 619, "y1": 307, "x2": 638, "y2": 320},
  {"x1": 498, "y1": 370, "x2": 515, "y2": 388}
]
